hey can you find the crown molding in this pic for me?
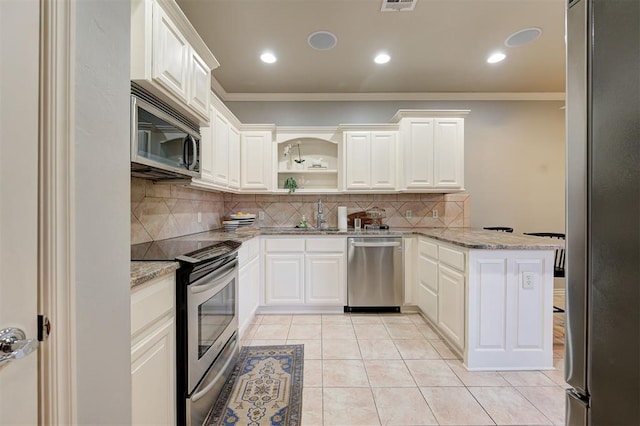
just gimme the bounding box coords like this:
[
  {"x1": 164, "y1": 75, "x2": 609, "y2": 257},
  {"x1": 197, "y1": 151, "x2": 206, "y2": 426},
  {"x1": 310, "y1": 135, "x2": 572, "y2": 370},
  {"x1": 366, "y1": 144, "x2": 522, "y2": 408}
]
[{"x1": 210, "y1": 88, "x2": 565, "y2": 102}]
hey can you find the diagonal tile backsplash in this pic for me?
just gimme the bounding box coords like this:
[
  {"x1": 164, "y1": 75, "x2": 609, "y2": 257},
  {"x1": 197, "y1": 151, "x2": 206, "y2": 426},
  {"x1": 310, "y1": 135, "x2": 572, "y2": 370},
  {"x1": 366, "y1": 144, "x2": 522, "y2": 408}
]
[
  {"x1": 131, "y1": 178, "x2": 225, "y2": 244},
  {"x1": 131, "y1": 177, "x2": 470, "y2": 243}
]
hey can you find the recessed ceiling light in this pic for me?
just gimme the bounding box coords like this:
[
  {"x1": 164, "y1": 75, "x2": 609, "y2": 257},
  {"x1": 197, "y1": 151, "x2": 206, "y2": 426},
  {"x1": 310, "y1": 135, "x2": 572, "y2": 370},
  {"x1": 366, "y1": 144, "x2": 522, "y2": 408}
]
[
  {"x1": 487, "y1": 52, "x2": 506, "y2": 64},
  {"x1": 505, "y1": 27, "x2": 542, "y2": 47},
  {"x1": 260, "y1": 52, "x2": 277, "y2": 64},
  {"x1": 374, "y1": 53, "x2": 391, "y2": 64},
  {"x1": 308, "y1": 31, "x2": 337, "y2": 50}
]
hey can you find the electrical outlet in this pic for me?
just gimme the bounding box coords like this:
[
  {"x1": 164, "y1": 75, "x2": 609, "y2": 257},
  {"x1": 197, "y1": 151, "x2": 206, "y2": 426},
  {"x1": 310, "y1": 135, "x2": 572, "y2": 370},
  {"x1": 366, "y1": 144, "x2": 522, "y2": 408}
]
[
  {"x1": 405, "y1": 210, "x2": 413, "y2": 218},
  {"x1": 258, "y1": 211, "x2": 265, "y2": 220},
  {"x1": 432, "y1": 209, "x2": 438, "y2": 218},
  {"x1": 197, "y1": 212, "x2": 202, "y2": 223},
  {"x1": 523, "y1": 272, "x2": 535, "y2": 289}
]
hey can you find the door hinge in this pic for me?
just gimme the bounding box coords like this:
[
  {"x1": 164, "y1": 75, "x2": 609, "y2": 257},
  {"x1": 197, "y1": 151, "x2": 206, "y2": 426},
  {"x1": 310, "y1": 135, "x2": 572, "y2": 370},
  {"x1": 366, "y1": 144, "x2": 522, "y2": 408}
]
[{"x1": 38, "y1": 315, "x2": 51, "y2": 341}]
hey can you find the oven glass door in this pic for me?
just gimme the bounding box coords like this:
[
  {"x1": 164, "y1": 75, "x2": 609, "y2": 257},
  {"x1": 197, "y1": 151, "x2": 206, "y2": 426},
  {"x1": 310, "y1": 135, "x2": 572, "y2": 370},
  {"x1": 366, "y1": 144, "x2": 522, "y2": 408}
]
[
  {"x1": 198, "y1": 281, "x2": 234, "y2": 358},
  {"x1": 187, "y1": 260, "x2": 238, "y2": 392}
]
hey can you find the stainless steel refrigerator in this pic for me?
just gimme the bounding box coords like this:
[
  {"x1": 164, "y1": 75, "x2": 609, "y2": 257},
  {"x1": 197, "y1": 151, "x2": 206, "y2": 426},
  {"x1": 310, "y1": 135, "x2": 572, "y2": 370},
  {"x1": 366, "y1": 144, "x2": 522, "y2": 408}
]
[{"x1": 565, "y1": 0, "x2": 640, "y2": 424}]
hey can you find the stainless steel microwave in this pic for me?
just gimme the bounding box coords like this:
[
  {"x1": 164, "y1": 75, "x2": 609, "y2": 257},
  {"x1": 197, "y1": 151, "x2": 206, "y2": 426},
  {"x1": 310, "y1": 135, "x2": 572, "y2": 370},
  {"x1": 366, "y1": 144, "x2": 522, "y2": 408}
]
[{"x1": 130, "y1": 90, "x2": 201, "y2": 181}]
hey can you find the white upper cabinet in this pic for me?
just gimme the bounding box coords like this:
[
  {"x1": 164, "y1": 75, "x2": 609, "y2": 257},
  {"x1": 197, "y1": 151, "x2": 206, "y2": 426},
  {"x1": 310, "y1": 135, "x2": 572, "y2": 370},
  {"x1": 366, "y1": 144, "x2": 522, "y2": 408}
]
[
  {"x1": 131, "y1": 0, "x2": 219, "y2": 125},
  {"x1": 395, "y1": 111, "x2": 468, "y2": 191},
  {"x1": 241, "y1": 128, "x2": 275, "y2": 191},
  {"x1": 228, "y1": 127, "x2": 241, "y2": 189},
  {"x1": 152, "y1": 3, "x2": 189, "y2": 101},
  {"x1": 212, "y1": 110, "x2": 230, "y2": 186},
  {"x1": 187, "y1": 49, "x2": 211, "y2": 119},
  {"x1": 195, "y1": 97, "x2": 242, "y2": 191},
  {"x1": 434, "y1": 118, "x2": 464, "y2": 188},
  {"x1": 344, "y1": 130, "x2": 397, "y2": 191}
]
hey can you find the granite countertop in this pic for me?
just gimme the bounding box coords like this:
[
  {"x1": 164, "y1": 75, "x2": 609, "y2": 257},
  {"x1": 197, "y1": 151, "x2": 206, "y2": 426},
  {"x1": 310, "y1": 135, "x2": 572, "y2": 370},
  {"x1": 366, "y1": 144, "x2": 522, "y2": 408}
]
[
  {"x1": 131, "y1": 226, "x2": 561, "y2": 288},
  {"x1": 258, "y1": 226, "x2": 562, "y2": 249},
  {"x1": 131, "y1": 261, "x2": 179, "y2": 289},
  {"x1": 407, "y1": 227, "x2": 564, "y2": 250}
]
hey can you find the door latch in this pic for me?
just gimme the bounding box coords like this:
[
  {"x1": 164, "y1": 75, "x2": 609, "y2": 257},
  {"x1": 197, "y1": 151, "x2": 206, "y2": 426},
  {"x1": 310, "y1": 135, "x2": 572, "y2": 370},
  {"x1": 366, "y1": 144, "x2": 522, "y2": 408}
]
[{"x1": 38, "y1": 315, "x2": 51, "y2": 341}]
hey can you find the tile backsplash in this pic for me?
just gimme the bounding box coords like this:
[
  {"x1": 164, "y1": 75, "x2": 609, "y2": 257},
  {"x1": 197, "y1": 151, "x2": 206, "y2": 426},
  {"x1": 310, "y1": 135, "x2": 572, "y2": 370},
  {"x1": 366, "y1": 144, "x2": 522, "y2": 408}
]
[
  {"x1": 131, "y1": 178, "x2": 225, "y2": 244},
  {"x1": 131, "y1": 177, "x2": 470, "y2": 243},
  {"x1": 224, "y1": 193, "x2": 470, "y2": 229}
]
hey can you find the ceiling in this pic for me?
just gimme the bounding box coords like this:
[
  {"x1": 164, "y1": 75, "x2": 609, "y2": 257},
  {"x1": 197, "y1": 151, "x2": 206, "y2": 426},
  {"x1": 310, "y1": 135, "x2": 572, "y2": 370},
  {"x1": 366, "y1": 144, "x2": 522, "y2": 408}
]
[{"x1": 175, "y1": 0, "x2": 566, "y2": 101}]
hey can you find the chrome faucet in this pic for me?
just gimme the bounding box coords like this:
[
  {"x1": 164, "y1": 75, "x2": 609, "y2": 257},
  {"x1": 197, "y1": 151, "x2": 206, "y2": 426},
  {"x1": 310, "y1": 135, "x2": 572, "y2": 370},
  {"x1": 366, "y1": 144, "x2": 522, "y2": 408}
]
[{"x1": 316, "y1": 199, "x2": 327, "y2": 229}]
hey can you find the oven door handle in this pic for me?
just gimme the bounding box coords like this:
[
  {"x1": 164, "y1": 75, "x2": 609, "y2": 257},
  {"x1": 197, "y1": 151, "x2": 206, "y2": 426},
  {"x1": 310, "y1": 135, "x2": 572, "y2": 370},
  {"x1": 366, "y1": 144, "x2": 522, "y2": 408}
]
[
  {"x1": 190, "y1": 338, "x2": 239, "y2": 403},
  {"x1": 190, "y1": 260, "x2": 237, "y2": 294}
]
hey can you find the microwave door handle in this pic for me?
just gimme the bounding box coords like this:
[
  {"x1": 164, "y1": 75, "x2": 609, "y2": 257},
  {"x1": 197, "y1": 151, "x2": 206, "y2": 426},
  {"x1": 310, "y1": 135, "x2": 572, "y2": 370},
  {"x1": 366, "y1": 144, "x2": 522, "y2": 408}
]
[{"x1": 183, "y1": 135, "x2": 197, "y2": 170}]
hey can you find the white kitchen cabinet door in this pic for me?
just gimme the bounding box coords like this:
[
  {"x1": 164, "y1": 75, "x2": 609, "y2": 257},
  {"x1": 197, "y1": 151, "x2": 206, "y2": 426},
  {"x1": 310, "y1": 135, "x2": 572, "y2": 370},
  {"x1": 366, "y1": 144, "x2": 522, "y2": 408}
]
[
  {"x1": 370, "y1": 131, "x2": 396, "y2": 189},
  {"x1": 131, "y1": 318, "x2": 175, "y2": 426},
  {"x1": 212, "y1": 110, "x2": 230, "y2": 186},
  {"x1": 305, "y1": 253, "x2": 346, "y2": 305},
  {"x1": 187, "y1": 49, "x2": 210, "y2": 121},
  {"x1": 228, "y1": 126, "x2": 241, "y2": 189},
  {"x1": 344, "y1": 131, "x2": 396, "y2": 190},
  {"x1": 437, "y1": 264, "x2": 465, "y2": 351},
  {"x1": 241, "y1": 131, "x2": 273, "y2": 191},
  {"x1": 198, "y1": 107, "x2": 215, "y2": 182},
  {"x1": 264, "y1": 254, "x2": 304, "y2": 305},
  {"x1": 418, "y1": 254, "x2": 439, "y2": 324},
  {"x1": 152, "y1": 3, "x2": 189, "y2": 102},
  {"x1": 238, "y1": 256, "x2": 260, "y2": 336},
  {"x1": 130, "y1": 273, "x2": 176, "y2": 426},
  {"x1": 434, "y1": 118, "x2": 464, "y2": 189},
  {"x1": 401, "y1": 118, "x2": 435, "y2": 189},
  {"x1": 344, "y1": 131, "x2": 371, "y2": 190}
]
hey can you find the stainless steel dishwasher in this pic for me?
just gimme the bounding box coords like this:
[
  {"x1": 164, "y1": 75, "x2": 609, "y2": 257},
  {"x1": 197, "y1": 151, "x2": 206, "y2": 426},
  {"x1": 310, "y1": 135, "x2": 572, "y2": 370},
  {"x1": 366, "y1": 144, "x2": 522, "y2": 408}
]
[{"x1": 346, "y1": 236, "x2": 403, "y2": 312}]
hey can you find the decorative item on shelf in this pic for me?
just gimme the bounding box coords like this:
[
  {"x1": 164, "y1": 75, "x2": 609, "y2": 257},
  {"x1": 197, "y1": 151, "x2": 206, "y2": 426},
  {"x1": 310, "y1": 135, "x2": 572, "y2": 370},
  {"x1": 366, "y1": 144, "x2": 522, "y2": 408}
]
[
  {"x1": 309, "y1": 158, "x2": 327, "y2": 169},
  {"x1": 283, "y1": 143, "x2": 293, "y2": 170},
  {"x1": 293, "y1": 141, "x2": 305, "y2": 169},
  {"x1": 284, "y1": 177, "x2": 298, "y2": 194}
]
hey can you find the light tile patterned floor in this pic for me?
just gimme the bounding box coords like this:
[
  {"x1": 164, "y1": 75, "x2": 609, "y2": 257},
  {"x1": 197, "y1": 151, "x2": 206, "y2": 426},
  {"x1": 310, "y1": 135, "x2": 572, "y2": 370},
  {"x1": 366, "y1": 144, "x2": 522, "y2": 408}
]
[{"x1": 240, "y1": 312, "x2": 567, "y2": 426}]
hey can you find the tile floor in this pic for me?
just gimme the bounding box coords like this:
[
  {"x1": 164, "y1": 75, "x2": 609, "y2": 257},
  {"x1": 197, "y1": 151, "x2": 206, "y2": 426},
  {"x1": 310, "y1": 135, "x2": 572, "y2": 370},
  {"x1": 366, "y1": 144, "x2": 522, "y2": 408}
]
[{"x1": 240, "y1": 311, "x2": 568, "y2": 426}]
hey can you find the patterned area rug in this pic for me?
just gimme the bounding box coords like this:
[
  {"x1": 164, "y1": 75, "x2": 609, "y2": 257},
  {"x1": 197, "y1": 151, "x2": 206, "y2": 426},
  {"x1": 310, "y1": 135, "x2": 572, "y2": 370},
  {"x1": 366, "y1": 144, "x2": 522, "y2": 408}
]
[{"x1": 205, "y1": 345, "x2": 304, "y2": 426}]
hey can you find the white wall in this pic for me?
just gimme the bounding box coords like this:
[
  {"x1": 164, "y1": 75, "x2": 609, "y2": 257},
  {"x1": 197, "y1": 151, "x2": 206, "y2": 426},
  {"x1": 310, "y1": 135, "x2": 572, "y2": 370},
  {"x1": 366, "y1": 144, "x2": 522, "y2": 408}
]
[
  {"x1": 225, "y1": 100, "x2": 566, "y2": 234},
  {"x1": 74, "y1": 1, "x2": 131, "y2": 423}
]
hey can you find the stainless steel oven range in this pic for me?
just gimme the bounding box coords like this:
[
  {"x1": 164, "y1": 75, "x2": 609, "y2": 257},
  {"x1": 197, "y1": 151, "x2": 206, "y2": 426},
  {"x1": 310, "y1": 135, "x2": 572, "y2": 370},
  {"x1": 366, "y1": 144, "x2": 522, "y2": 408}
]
[{"x1": 132, "y1": 237, "x2": 241, "y2": 426}]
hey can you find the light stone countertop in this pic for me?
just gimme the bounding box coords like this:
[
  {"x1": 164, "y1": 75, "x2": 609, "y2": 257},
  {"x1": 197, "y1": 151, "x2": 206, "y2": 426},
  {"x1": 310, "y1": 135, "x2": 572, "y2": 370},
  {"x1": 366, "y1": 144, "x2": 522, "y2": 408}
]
[
  {"x1": 131, "y1": 226, "x2": 562, "y2": 288},
  {"x1": 130, "y1": 261, "x2": 179, "y2": 289}
]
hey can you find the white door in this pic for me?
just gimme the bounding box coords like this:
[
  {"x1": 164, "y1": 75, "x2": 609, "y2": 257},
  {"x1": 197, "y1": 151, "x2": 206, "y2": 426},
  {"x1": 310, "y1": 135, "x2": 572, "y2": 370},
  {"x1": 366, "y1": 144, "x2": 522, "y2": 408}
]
[
  {"x1": 0, "y1": 0, "x2": 40, "y2": 423},
  {"x1": 438, "y1": 264, "x2": 466, "y2": 350},
  {"x1": 264, "y1": 254, "x2": 304, "y2": 305}
]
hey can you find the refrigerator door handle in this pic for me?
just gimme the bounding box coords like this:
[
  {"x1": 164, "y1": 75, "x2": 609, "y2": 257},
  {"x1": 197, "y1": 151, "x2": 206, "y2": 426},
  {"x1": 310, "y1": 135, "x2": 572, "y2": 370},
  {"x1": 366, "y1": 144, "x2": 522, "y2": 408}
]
[{"x1": 566, "y1": 389, "x2": 589, "y2": 426}]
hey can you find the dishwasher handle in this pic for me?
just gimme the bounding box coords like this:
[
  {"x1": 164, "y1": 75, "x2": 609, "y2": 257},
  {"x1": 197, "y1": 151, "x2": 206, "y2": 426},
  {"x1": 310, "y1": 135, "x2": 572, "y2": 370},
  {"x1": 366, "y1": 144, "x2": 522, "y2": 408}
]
[{"x1": 350, "y1": 241, "x2": 401, "y2": 248}]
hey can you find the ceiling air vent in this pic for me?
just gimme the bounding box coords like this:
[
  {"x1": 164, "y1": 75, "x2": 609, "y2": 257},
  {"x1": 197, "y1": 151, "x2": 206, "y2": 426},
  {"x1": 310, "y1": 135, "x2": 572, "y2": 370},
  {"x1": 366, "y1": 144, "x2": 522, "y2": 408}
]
[{"x1": 381, "y1": 0, "x2": 417, "y2": 12}]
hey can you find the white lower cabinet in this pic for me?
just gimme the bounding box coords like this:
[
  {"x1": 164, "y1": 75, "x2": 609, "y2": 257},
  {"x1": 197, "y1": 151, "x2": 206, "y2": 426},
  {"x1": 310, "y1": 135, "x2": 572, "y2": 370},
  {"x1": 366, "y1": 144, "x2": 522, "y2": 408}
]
[
  {"x1": 437, "y1": 264, "x2": 465, "y2": 350},
  {"x1": 265, "y1": 253, "x2": 305, "y2": 305},
  {"x1": 263, "y1": 237, "x2": 346, "y2": 308},
  {"x1": 305, "y1": 253, "x2": 345, "y2": 305},
  {"x1": 238, "y1": 237, "x2": 260, "y2": 337},
  {"x1": 415, "y1": 237, "x2": 466, "y2": 352},
  {"x1": 413, "y1": 236, "x2": 555, "y2": 370},
  {"x1": 130, "y1": 273, "x2": 176, "y2": 426},
  {"x1": 417, "y1": 249, "x2": 439, "y2": 324}
]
